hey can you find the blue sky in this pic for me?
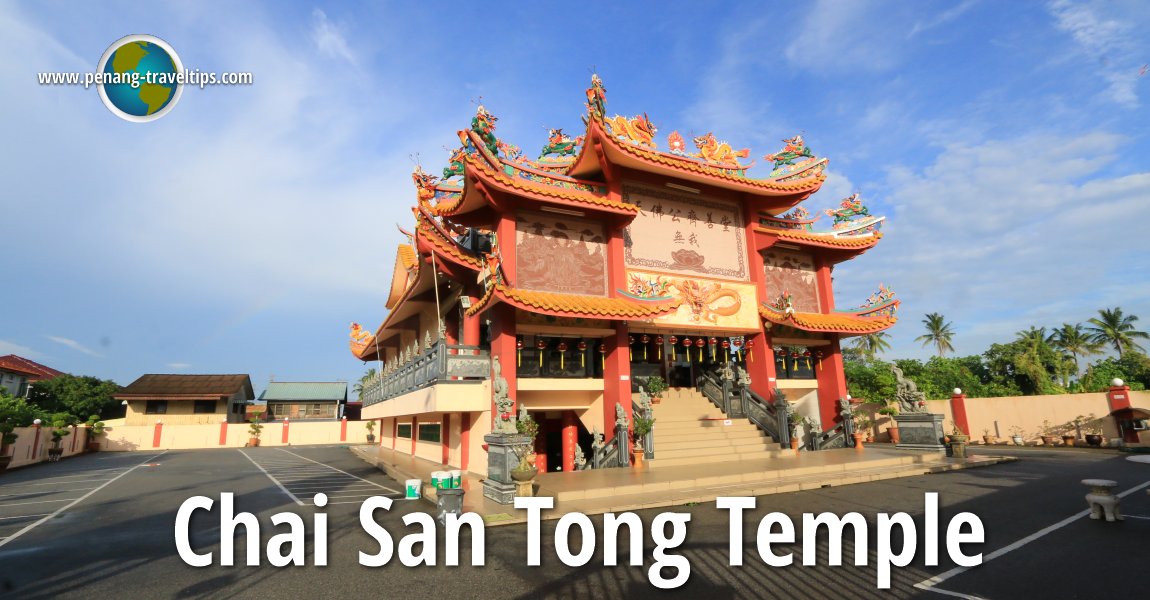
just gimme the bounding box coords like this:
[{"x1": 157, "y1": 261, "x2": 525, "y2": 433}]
[{"x1": 2, "y1": 0, "x2": 1148, "y2": 392}]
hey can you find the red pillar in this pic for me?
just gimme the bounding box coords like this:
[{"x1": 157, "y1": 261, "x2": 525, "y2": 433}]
[
  {"x1": 339, "y1": 417, "x2": 348, "y2": 442},
  {"x1": 603, "y1": 321, "x2": 633, "y2": 445},
  {"x1": 814, "y1": 336, "x2": 848, "y2": 429},
  {"x1": 392, "y1": 419, "x2": 397, "y2": 450},
  {"x1": 410, "y1": 416, "x2": 418, "y2": 455},
  {"x1": 1107, "y1": 382, "x2": 1132, "y2": 412},
  {"x1": 442, "y1": 413, "x2": 452, "y2": 465},
  {"x1": 219, "y1": 421, "x2": 228, "y2": 446},
  {"x1": 152, "y1": 421, "x2": 163, "y2": 448},
  {"x1": 31, "y1": 423, "x2": 41, "y2": 460},
  {"x1": 745, "y1": 327, "x2": 776, "y2": 401},
  {"x1": 463, "y1": 297, "x2": 481, "y2": 351},
  {"x1": 71, "y1": 427, "x2": 79, "y2": 452},
  {"x1": 489, "y1": 302, "x2": 518, "y2": 427},
  {"x1": 562, "y1": 410, "x2": 578, "y2": 472},
  {"x1": 950, "y1": 389, "x2": 970, "y2": 436},
  {"x1": 460, "y1": 412, "x2": 471, "y2": 471},
  {"x1": 534, "y1": 427, "x2": 547, "y2": 472}
]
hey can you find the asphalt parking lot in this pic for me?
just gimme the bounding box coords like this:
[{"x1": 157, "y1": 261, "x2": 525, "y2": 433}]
[{"x1": 0, "y1": 445, "x2": 1147, "y2": 599}]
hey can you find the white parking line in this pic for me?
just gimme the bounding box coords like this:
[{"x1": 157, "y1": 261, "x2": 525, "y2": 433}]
[
  {"x1": 0, "y1": 478, "x2": 118, "y2": 487},
  {"x1": 0, "y1": 487, "x2": 97, "y2": 498},
  {"x1": 0, "y1": 513, "x2": 51, "y2": 521},
  {"x1": 915, "y1": 478, "x2": 1150, "y2": 599},
  {"x1": 0, "y1": 451, "x2": 167, "y2": 551},
  {"x1": 239, "y1": 450, "x2": 304, "y2": 506},
  {"x1": 275, "y1": 448, "x2": 402, "y2": 494},
  {"x1": 0, "y1": 498, "x2": 80, "y2": 508}
]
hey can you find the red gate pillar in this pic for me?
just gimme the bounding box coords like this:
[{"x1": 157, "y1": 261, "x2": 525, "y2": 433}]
[
  {"x1": 281, "y1": 418, "x2": 290, "y2": 444},
  {"x1": 30, "y1": 421, "x2": 41, "y2": 459},
  {"x1": 219, "y1": 421, "x2": 228, "y2": 446},
  {"x1": 411, "y1": 416, "x2": 418, "y2": 455},
  {"x1": 603, "y1": 321, "x2": 633, "y2": 446},
  {"x1": 562, "y1": 410, "x2": 578, "y2": 472},
  {"x1": 460, "y1": 413, "x2": 471, "y2": 471},
  {"x1": 950, "y1": 389, "x2": 970, "y2": 436},
  {"x1": 152, "y1": 420, "x2": 163, "y2": 448},
  {"x1": 1107, "y1": 380, "x2": 1132, "y2": 412},
  {"x1": 442, "y1": 413, "x2": 452, "y2": 465},
  {"x1": 339, "y1": 417, "x2": 348, "y2": 442},
  {"x1": 814, "y1": 337, "x2": 849, "y2": 429}
]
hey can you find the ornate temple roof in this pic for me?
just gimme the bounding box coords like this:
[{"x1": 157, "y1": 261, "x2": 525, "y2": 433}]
[
  {"x1": 466, "y1": 281, "x2": 680, "y2": 320},
  {"x1": 757, "y1": 227, "x2": 883, "y2": 250},
  {"x1": 758, "y1": 303, "x2": 897, "y2": 336},
  {"x1": 413, "y1": 209, "x2": 483, "y2": 271}
]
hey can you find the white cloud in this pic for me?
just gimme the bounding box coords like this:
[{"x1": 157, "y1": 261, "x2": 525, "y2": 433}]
[
  {"x1": 47, "y1": 336, "x2": 103, "y2": 357},
  {"x1": 0, "y1": 339, "x2": 43, "y2": 358},
  {"x1": 166, "y1": 362, "x2": 192, "y2": 370},
  {"x1": 1047, "y1": 0, "x2": 1141, "y2": 107},
  {"x1": 783, "y1": 0, "x2": 905, "y2": 72},
  {"x1": 833, "y1": 131, "x2": 1150, "y2": 359},
  {"x1": 311, "y1": 9, "x2": 356, "y2": 65},
  {"x1": 909, "y1": 0, "x2": 979, "y2": 38}
]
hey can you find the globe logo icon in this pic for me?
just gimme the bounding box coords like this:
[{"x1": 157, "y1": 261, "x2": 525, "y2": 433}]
[{"x1": 96, "y1": 34, "x2": 183, "y2": 122}]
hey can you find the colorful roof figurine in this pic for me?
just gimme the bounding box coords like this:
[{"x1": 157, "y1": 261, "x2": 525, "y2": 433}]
[
  {"x1": 758, "y1": 285, "x2": 899, "y2": 335},
  {"x1": 755, "y1": 192, "x2": 886, "y2": 256}
]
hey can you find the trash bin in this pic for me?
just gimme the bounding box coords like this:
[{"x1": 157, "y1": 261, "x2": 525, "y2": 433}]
[
  {"x1": 436, "y1": 487, "x2": 465, "y2": 524},
  {"x1": 405, "y1": 479, "x2": 422, "y2": 500}
]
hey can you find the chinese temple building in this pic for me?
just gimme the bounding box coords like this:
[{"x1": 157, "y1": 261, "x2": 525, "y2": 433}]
[{"x1": 350, "y1": 75, "x2": 899, "y2": 476}]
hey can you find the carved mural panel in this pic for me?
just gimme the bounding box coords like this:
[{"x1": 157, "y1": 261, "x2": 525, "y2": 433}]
[
  {"x1": 515, "y1": 211, "x2": 607, "y2": 296},
  {"x1": 762, "y1": 249, "x2": 820, "y2": 312},
  {"x1": 622, "y1": 184, "x2": 748, "y2": 281}
]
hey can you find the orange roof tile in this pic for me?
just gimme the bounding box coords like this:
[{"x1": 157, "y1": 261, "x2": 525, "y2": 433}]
[
  {"x1": 758, "y1": 227, "x2": 883, "y2": 249},
  {"x1": 397, "y1": 244, "x2": 417, "y2": 269},
  {"x1": 759, "y1": 304, "x2": 897, "y2": 335},
  {"x1": 415, "y1": 214, "x2": 482, "y2": 270},
  {"x1": 592, "y1": 121, "x2": 826, "y2": 194},
  {"x1": 467, "y1": 282, "x2": 679, "y2": 319},
  {"x1": 467, "y1": 153, "x2": 639, "y2": 214}
]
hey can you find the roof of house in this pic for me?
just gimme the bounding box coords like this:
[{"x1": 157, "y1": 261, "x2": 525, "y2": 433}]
[
  {"x1": 115, "y1": 374, "x2": 255, "y2": 400},
  {"x1": 258, "y1": 382, "x2": 348, "y2": 402},
  {"x1": 0, "y1": 355, "x2": 64, "y2": 381}
]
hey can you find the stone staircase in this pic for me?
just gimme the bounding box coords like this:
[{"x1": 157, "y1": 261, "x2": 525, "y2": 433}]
[{"x1": 647, "y1": 387, "x2": 786, "y2": 467}]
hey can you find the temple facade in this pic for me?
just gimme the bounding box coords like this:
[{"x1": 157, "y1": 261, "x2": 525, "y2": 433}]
[{"x1": 350, "y1": 75, "x2": 898, "y2": 476}]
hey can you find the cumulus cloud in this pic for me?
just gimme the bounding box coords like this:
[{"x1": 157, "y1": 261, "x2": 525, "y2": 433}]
[
  {"x1": 1047, "y1": 0, "x2": 1141, "y2": 107},
  {"x1": 47, "y1": 336, "x2": 103, "y2": 357}
]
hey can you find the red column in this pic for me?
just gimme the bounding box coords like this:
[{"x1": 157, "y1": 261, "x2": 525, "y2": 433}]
[
  {"x1": 463, "y1": 296, "x2": 481, "y2": 351},
  {"x1": 219, "y1": 421, "x2": 228, "y2": 446},
  {"x1": 534, "y1": 427, "x2": 547, "y2": 472},
  {"x1": 562, "y1": 410, "x2": 578, "y2": 472},
  {"x1": 71, "y1": 427, "x2": 79, "y2": 452},
  {"x1": 410, "y1": 416, "x2": 418, "y2": 455},
  {"x1": 339, "y1": 417, "x2": 348, "y2": 442},
  {"x1": 281, "y1": 419, "x2": 290, "y2": 444},
  {"x1": 814, "y1": 336, "x2": 848, "y2": 429},
  {"x1": 152, "y1": 421, "x2": 163, "y2": 448},
  {"x1": 950, "y1": 389, "x2": 970, "y2": 436},
  {"x1": 489, "y1": 303, "x2": 518, "y2": 426},
  {"x1": 1107, "y1": 382, "x2": 1132, "y2": 412},
  {"x1": 392, "y1": 419, "x2": 397, "y2": 450},
  {"x1": 442, "y1": 413, "x2": 452, "y2": 465},
  {"x1": 460, "y1": 413, "x2": 471, "y2": 471},
  {"x1": 745, "y1": 327, "x2": 775, "y2": 401},
  {"x1": 30, "y1": 423, "x2": 41, "y2": 459},
  {"x1": 603, "y1": 321, "x2": 633, "y2": 445}
]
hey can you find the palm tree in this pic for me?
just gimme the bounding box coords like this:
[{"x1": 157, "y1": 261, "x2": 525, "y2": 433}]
[
  {"x1": 915, "y1": 313, "x2": 955, "y2": 357},
  {"x1": 352, "y1": 368, "x2": 378, "y2": 395},
  {"x1": 849, "y1": 332, "x2": 892, "y2": 360},
  {"x1": 1048, "y1": 323, "x2": 1101, "y2": 377},
  {"x1": 1086, "y1": 307, "x2": 1149, "y2": 359}
]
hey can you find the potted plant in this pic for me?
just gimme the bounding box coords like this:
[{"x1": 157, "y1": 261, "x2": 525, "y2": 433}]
[
  {"x1": 1009, "y1": 425, "x2": 1025, "y2": 446},
  {"x1": 48, "y1": 419, "x2": 71, "y2": 461},
  {"x1": 788, "y1": 413, "x2": 803, "y2": 450},
  {"x1": 0, "y1": 422, "x2": 17, "y2": 472},
  {"x1": 852, "y1": 416, "x2": 870, "y2": 447},
  {"x1": 644, "y1": 375, "x2": 668, "y2": 405},
  {"x1": 948, "y1": 423, "x2": 969, "y2": 459},
  {"x1": 632, "y1": 414, "x2": 655, "y2": 467},
  {"x1": 248, "y1": 416, "x2": 264, "y2": 447},
  {"x1": 513, "y1": 411, "x2": 541, "y2": 479},
  {"x1": 982, "y1": 429, "x2": 996, "y2": 446},
  {"x1": 1040, "y1": 420, "x2": 1058, "y2": 446},
  {"x1": 365, "y1": 420, "x2": 376, "y2": 444},
  {"x1": 85, "y1": 415, "x2": 105, "y2": 452},
  {"x1": 1079, "y1": 414, "x2": 1104, "y2": 447},
  {"x1": 879, "y1": 405, "x2": 899, "y2": 444}
]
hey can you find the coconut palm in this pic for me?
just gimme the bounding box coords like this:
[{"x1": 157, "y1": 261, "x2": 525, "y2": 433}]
[
  {"x1": 1086, "y1": 307, "x2": 1149, "y2": 359},
  {"x1": 849, "y1": 332, "x2": 892, "y2": 360},
  {"x1": 915, "y1": 313, "x2": 955, "y2": 357},
  {"x1": 1048, "y1": 323, "x2": 1101, "y2": 377},
  {"x1": 352, "y1": 368, "x2": 378, "y2": 395}
]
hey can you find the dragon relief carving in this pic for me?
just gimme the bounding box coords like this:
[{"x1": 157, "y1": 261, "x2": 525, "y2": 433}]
[
  {"x1": 606, "y1": 113, "x2": 657, "y2": 148},
  {"x1": 539, "y1": 128, "x2": 584, "y2": 158},
  {"x1": 411, "y1": 166, "x2": 438, "y2": 204},
  {"x1": 675, "y1": 279, "x2": 742, "y2": 324},
  {"x1": 764, "y1": 134, "x2": 815, "y2": 172},
  {"x1": 692, "y1": 132, "x2": 751, "y2": 167}
]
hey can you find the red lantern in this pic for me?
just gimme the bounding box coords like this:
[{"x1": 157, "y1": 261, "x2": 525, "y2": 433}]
[
  {"x1": 709, "y1": 337, "x2": 718, "y2": 360},
  {"x1": 745, "y1": 338, "x2": 754, "y2": 362},
  {"x1": 722, "y1": 339, "x2": 731, "y2": 361},
  {"x1": 669, "y1": 335, "x2": 678, "y2": 360},
  {"x1": 682, "y1": 337, "x2": 692, "y2": 362},
  {"x1": 815, "y1": 350, "x2": 823, "y2": 371},
  {"x1": 599, "y1": 343, "x2": 606, "y2": 369},
  {"x1": 695, "y1": 337, "x2": 705, "y2": 362},
  {"x1": 536, "y1": 339, "x2": 547, "y2": 368},
  {"x1": 558, "y1": 341, "x2": 569, "y2": 369},
  {"x1": 655, "y1": 336, "x2": 664, "y2": 359},
  {"x1": 640, "y1": 334, "x2": 650, "y2": 359},
  {"x1": 629, "y1": 335, "x2": 635, "y2": 361},
  {"x1": 516, "y1": 338, "x2": 523, "y2": 367},
  {"x1": 578, "y1": 341, "x2": 587, "y2": 367}
]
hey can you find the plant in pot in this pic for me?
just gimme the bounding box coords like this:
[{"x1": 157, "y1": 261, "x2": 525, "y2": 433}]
[
  {"x1": 852, "y1": 416, "x2": 871, "y2": 447},
  {"x1": 85, "y1": 415, "x2": 105, "y2": 452},
  {"x1": 878, "y1": 405, "x2": 899, "y2": 444},
  {"x1": 365, "y1": 420, "x2": 376, "y2": 444},
  {"x1": 1009, "y1": 425, "x2": 1025, "y2": 446},
  {"x1": 248, "y1": 416, "x2": 264, "y2": 447},
  {"x1": 644, "y1": 376, "x2": 668, "y2": 405},
  {"x1": 1078, "y1": 414, "x2": 1104, "y2": 447},
  {"x1": 982, "y1": 429, "x2": 996, "y2": 445},
  {"x1": 632, "y1": 414, "x2": 655, "y2": 467},
  {"x1": 47, "y1": 418, "x2": 71, "y2": 462},
  {"x1": 0, "y1": 422, "x2": 17, "y2": 472},
  {"x1": 948, "y1": 422, "x2": 970, "y2": 459},
  {"x1": 512, "y1": 412, "x2": 540, "y2": 481},
  {"x1": 1039, "y1": 420, "x2": 1058, "y2": 446},
  {"x1": 788, "y1": 412, "x2": 803, "y2": 450}
]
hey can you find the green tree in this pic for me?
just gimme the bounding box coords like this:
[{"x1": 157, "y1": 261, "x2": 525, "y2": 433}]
[
  {"x1": 1048, "y1": 323, "x2": 1102, "y2": 381},
  {"x1": 915, "y1": 313, "x2": 956, "y2": 357},
  {"x1": 983, "y1": 338, "x2": 1060, "y2": 396},
  {"x1": 1086, "y1": 307, "x2": 1148, "y2": 359},
  {"x1": 28, "y1": 375, "x2": 120, "y2": 421},
  {"x1": 848, "y1": 332, "x2": 892, "y2": 361},
  {"x1": 844, "y1": 359, "x2": 898, "y2": 404},
  {"x1": 1079, "y1": 355, "x2": 1149, "y2": 392},
  {"x1": 0, "y1": 391, "x2": 49, "y2": 426},
  {"x1": 353, "y1": 368, "x2": 378, "y2": 396}
]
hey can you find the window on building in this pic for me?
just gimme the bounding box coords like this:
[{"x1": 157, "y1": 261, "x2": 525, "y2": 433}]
[
  {"x1": 397, "y1": 423, "x2": 412, "y2": 439},
  {"x1": 418, "y1": 423, "x2": 441, "y2": 443},
  {"x1": 145, "y1": 400, "x2": 168, "y2": 414},
  {"x1": 194, "y1": 400, "x2": 217, "y2": 414}
]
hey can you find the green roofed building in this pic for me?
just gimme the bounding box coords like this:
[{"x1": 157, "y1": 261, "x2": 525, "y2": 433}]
[{"x1": 257, "y1": 381, "x2": 348, "y2": 421}]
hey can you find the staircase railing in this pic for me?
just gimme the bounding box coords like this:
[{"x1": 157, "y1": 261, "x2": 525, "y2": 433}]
[
  {"x1": 585, "y1": 403, "x2": 631, "y2": 470},
  {"x1": 634, "y1": 394, "x2": 653, "y2": 460},
  {"x1": 741, "y1": 386, "x2": 791, "y2": 448},
  {"x1": 809, "y1": 399, "x2": 856, "y2": 450}
]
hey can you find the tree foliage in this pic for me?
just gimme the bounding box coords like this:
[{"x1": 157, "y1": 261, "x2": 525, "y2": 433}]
[
  {"x1": 28, "y1": 374, "x2": 120, "y2": 422},
  {"x1": 0, "y1": 391, "x2": 49, "y2": 427}
]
